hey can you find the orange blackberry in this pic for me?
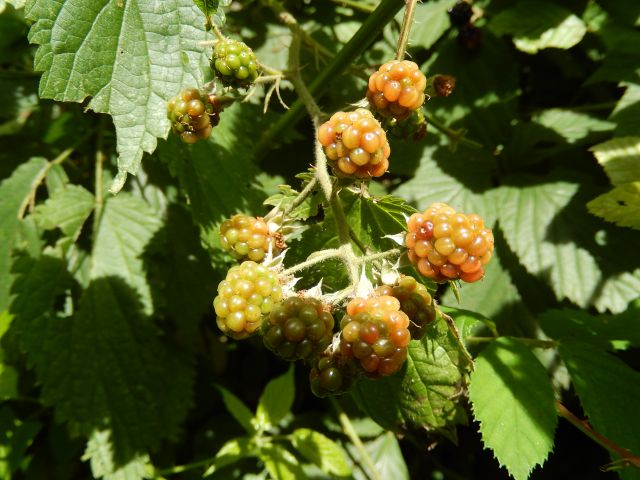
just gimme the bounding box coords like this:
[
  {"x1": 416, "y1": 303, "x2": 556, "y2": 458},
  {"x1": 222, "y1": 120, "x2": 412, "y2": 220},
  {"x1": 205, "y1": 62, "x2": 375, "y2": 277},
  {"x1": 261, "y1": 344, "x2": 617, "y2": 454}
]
[{"x1": 366, "y1": 60, "x2": 427, "y2": 120}]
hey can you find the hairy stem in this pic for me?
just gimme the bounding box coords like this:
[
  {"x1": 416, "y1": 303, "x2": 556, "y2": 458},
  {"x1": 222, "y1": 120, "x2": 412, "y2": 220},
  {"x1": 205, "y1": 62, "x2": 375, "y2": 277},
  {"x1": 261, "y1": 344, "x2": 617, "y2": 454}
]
[
  {"x1": 330, "y1": 397, "x2": 382, "y2": 480},
  {"x1": 556, "y1": 402, "x2": 640, "y2": 469},
  {"x1": 281, "y1": 249, "x2": 342, "y2": 276},
  {"x1": 396, "y1": 0, "x2": 419, "y2": 60}
]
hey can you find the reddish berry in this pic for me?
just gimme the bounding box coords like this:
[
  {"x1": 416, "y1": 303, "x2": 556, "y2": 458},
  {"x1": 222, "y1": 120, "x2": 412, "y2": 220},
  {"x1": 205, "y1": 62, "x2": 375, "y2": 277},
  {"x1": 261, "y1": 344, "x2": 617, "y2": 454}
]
[
  {"x1": 168, "y1": 88, "x2": 222, "y2": 143},
  {"x1": 211, "y1": 38, "x2": 260, "y2": 87},
  {"x1": 263, "y1": 297, "x2": 335, "y2": 361},
  {"x1": 366, "y1": 60, "x2": 427, "y2": 120},
  {"x1": 213, "y1": 261, "x2": 283, "y2": 339},
  {"x1": 339, "y1": 295, "x2": 410, "y2": 378},
  {"x1": 406, "y1": 203, "x2": 494, "y2": 283},
  {"x1": 309, "y1": 351, "x2": 359, "y2": 397},
  {"x1": 219, "y1": 214, "x2": 282, "y2": 262},
  {"x1": 375, "y1": 276, "x2": 436, "y2": 340},
  {"x1": 318, "y1": 109, "x2": 391, "y2": 178}
]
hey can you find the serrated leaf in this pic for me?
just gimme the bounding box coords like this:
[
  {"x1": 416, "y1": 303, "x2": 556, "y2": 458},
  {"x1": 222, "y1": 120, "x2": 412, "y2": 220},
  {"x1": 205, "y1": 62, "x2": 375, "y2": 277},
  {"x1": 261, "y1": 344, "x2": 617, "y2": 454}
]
[
  {"x1": 346, "y1": 432, "x2": 408, "y2": 480},
  {"x1": 259, "y1": 443, "x2": 305, "y2": 480},
  {"x1": 290, "y1": 428, "x2": 351, "y2": 477},
  {"x1": 17, "y1": 274, "x2": 193, "y2": 464},
  {"x1": 469, "y1": 337, "x2": 557, "y2": 480},
  {"x1": 0, "y1": 157, "x2": 48, "y2": 312},
  {"x1": 590, "y1": 137, "x2": 640, "y2": 186},
  {"x1": 83, "y1": 430, "x2": 150, "y2": 480},
  {"x1": 352, "y1": 316, "x2": 470, "y2": 434},
  {"x1": 610, "y1": 84, "x2": 640, "y2": 137},
  {"x1": 215, "y1": 385, "x2": 255, "y2": 434},
  {"x1": 559, "y1": 340, "x2": 640, "y2": 480},
  {"x1": 25, "y1": 0, "x2": 211, "y2": 192},
  {"x1": 33, "y1": 184, "x2": 94, "y2": 240},
  {"x1": 588, "y1": 182, "x2": 640, "y2": 230},
  {"x1": 0, "y1": 406, "x2": 41, "y2": 478},
  {"x1": 90, "y1": 193, "x2": 163, "y2": 314},
  {"x1": 204, "y1": 437, "x2": 254, "y2": 477},
  {"x1": 496, "y1": 179, "x2": 640, "y2": 313},
  {"x1": 490, "y1": 1, "x2": 587, "y2": 53},
  {"x1": 532, "y1": 109, "x2": 614, "y2": 144},
  {"x1": 410, "y1": 0, "x2": 451, "y2": 50},
  {"x1": 255, "y1": 366, "x2": 294, "y2": 430}
]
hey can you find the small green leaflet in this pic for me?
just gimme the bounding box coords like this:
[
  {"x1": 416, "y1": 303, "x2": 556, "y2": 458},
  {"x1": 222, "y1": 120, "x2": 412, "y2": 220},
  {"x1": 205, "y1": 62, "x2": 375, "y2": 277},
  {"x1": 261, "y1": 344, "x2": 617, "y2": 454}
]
[
  {"x1": 259, "y1": 443, "x2": 305, "y2": 480},
  {"x1": 203, "y1": 437, "x2": 254, "y2": 477},
  {"x1": 255, "y1": 366, "x2": 295, "y2": 431},
  {"x1": 469, "y1": 338, "x2": 557, "y2": 480},
  {"x1": 290, "y1": 429, "x2": 351, "y2": 477},
  {"x1": 193, "y1": 0, "x2": 231, "y2": 27},
  {"x1": 588, "y1": 182, "x2": 640, "y2": 230},
  {"x1": 216, "y1": 385, "x2": 255, "y2": 434}
]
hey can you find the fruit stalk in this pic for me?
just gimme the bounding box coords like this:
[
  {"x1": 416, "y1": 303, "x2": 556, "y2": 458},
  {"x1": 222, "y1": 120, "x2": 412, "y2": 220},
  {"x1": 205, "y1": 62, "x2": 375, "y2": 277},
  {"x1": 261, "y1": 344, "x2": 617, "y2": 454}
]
[{"x1": 395, "y1": 0, "x2": 419, "y2": 61}]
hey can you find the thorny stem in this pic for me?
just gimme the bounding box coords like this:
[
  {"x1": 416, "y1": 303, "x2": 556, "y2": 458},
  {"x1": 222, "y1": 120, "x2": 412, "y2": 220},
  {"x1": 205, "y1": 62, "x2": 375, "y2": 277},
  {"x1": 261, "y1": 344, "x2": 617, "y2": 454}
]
[
  {"x1": 425, "y1": 113, "x2": 484, "y2": 150},
  {"x1": 330, "y1": 398, "x2": 382, "y2": 480},
  {"x1": 281, "y1": 249, "x2": 342, "y2": 277},
  {"x1": 556, "y1": 402, "x2": 640, "y2": 470},
  {"x1": 396, "y1": 0, "x2": 419, "y2": 60},
  {"x1": 465, "y1": 336, "x2": 559, "y2": 349}
]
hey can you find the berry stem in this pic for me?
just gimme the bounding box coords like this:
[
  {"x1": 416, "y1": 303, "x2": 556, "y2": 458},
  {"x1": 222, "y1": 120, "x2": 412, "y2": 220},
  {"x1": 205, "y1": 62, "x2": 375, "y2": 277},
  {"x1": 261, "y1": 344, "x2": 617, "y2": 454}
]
[
  {"x1": 330, "y1": 397, "x2": 383, "y2": 480},
  {"x1": 395, "y1": 0, "x2": 419, "y2": 61},
  {"x1": 465, "y1": 336, "x2": 558, "y2": 349},
  {"x1": 281, "y1": 249, "x2": 342, "y2": 276},
  {"x1": 424, "y1": 113, "x2": 484, "y2": 150}
]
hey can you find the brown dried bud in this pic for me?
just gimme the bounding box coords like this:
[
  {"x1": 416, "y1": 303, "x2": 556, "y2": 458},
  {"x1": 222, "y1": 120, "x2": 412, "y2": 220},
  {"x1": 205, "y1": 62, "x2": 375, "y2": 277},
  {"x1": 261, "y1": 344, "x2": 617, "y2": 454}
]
[{"x1": 433, "y1": 75, "x2": 456, "y2": 97}]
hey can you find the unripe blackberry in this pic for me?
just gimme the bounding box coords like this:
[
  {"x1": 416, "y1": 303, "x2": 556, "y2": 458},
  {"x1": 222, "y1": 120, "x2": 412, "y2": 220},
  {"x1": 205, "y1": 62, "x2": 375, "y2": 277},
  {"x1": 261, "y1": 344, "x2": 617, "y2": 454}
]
[
  {"x1": 213, "y1": 261, "x2": 283, "y2": 339},
  {"x1": 384, "y1": 109, "x2": 427, "y2": 141},
  {"x1": 309, "y1": 352, "x2": 359, "y2": 397},
  {"x1": 211, "y1": 38, "x2": 260, "y2": 87},
  {"x1": 219, "y1": 214, "x2": 282, "y2": 262},
  {"x1": 366, "y1": 60, "x2": 427, "y2": 120},
  {"x1": 448, "y1": 1, "x2": 473, "y2": 28},
  {"x1": 317, "y1": 109, "x2": 391, "y2": 178},
  {"x1": 263, "y1": 297, "x2": 335, "y2": 361},
  {"x1": 339, "y1": 295, "x2": 410, "y2": 377},
  {"x1": 457, "y1": 24, "x2": 483, "y2": 51},
  {"x1": 167, "y1": 88, "x2": 221, "y2": 144},
  {"x1": 375, "y1": 276, "x2": 436, "y2": 340},
  {"x1": 405, "y1": 203, "x2": 494, "y2": 283}
]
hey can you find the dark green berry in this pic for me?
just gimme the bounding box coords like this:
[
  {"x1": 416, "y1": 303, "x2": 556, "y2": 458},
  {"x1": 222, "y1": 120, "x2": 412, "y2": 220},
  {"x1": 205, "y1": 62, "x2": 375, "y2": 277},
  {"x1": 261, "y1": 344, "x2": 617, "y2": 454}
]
[{"x1": 309, "y1": 353, "x2": 359, "y2": 397}]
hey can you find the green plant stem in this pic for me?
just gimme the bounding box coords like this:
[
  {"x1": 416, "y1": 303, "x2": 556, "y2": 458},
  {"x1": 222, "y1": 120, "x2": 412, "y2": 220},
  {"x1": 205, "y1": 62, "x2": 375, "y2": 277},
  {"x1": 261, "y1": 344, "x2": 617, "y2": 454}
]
[
  {"x1": 329, "y1": 0, "x2": 377, "y2": 13},
  {"x1": 556, "y1": 401, "x2": 640, "y2": 469},
  {"x1": 281, "y1": 249, "x2": 342, "y2": 276},
  {"x1": 465, "y1": 336, "x2": 558, "y2": 349},
  {"x1": 93, "y1": 120, "x2": 106, "y2": 234},
  {"x1": 253, "y1": 0, "x2": 404, "y2": 159},
  {"x1": 425, "y1": 113, "x2": 484, "y2": 150},
  {"x1": 330, "y1": 397, "x2": 382, "y2": 480},
  {"x1": 264, "y1": 176, "x2": 318, "y2": 222},
  {"x1": 153, "y1": 456, "x2": 214, "y2": 477},
  {"x1": 396, "y1": 0, "x2": 419, "y2": 60},
  {"x1": 349, "y1": 227, "x2": 368, "y2": 254}
]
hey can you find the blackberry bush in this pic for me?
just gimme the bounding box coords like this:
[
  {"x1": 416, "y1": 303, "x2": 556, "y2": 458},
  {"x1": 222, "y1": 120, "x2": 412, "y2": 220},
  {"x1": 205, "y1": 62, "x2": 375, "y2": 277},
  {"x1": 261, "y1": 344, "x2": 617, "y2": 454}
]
[
  {"x1": 262, "y1": 296, "x2": 335, "y2": 361},
  {"x1": 219, "y1": 214, "x2": 281, "y2": 262},
  {"x1": 213, "y1": 261, "x2": 283, "y2": 339},
  {"x1": 366, "y1": 60, "x2": 427, "y2": 120},
  {"x1": 406, "y1": 203, "x2": 494, "y2": 283}
]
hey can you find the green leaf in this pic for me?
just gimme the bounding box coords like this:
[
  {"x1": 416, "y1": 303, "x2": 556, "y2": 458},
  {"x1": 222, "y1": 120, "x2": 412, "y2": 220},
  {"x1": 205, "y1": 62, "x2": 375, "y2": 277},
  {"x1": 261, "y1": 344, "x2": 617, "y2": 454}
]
[
  {"x1": 0, "y1": 364, "x2": 18, "y2": 400},
  {"x1": 346, "y1": 432, "x2": 408, "y2": 480},
  {"x1": 559, "y1": 340, "x2": 640, "y2": 480},
  {"x1": 0, "y1": 157, "x2": 48, "y2": 312},
  {"x1": 610, "y1": 84, "x2": 640, "y2": 136},
  {"x1": 25, "y1": 0, "x2": 211, "y2": 192},
  {"x1": 83, "y1": 430, "x2": 151, "y2": 480},
  {"x1": 290, "y1": 428, "x2": 351, "y2": 477},
  {"x1": 532, "y1": 109, "x2": 614, "y2": 144},
  {"x1": 496, "y1": 179, "x2": 640, "y2": 312},
  {"x1": 0, "y1": 406, "x2": 41, "y2": 478},
  {"x1": 255, "y1": 366, "x2": 294, "y2": 430},
  {"x1": 215, "y1": 385, "x2": 255, "y2": 434},
  {"x1": 469, "y1": 338, "x2": 557, "y2": 480},
  {"x1": 353, "y1": 316, "x2": 470, "y2": 435},
  {"x1": 18, "y1": 276, "x2": 194, "y2": 465},
  {"x1": 590, "y1": 137, "x2": 640, "y2": 186},
  {"x1": 33, "y1": 184, "x2": 94, "y2": 241},
  {"x1": 410, "y1": 0, "x2": 451, "y2": 50},
  {"x1": 490, "y1": 1, "x2": 587, "y2": 54},
  {"x1": 259, "y1": 443, "x2": 305, "y2": 480},
  {"x1": 90, "y1": 193, "x2": 163, "y2": 314},
  {"x1": 588, "y1": 182, "x2": 640, "y2": 230},
  {"x1": 192, "y1": 0, "x2": 231, "y2": 27},
  {"x1": 204, "y1": 437, "x2": 254, "y2": 477}
]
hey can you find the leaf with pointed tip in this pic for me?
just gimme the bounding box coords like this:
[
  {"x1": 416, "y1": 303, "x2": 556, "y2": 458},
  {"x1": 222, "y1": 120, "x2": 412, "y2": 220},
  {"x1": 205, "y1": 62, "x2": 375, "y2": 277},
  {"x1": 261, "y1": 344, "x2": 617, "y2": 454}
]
[
  {"x1": 215, "y1": 385, "x2": 255, "y2": 434},
  {"x1": 588, "y1": 182, "x2": 640, "y2": 230},
  {"x1": 25, "y1": 0, "x2": 211, "y2": 192},
  {"x1": 33, "y1": 184, "x2": 94, "y2": 240},
  {"x1": 469, "y1": 338, "x2": 557, "y2": 480},
  {"x1": 193, "y1": 0, "x2": 231, "y2": 27},
  {"x1": 203, "y1": 437, "x2": 254, "y2": 477},
  {"x1": 83, "y1": 430, "x2": 150, "y2": 480},
  {"x1": 255, "y1": 366, "x2": 294, "y2": 430},
  {"x1": 259, "y1": 443, "x2": 305, "y2": 480},
  {"x1": 590, "y1": 137, "x2": 640, "y2": 186},
  {"x1": 290, "y1": 429, "x2": 351, "y2": 477}
]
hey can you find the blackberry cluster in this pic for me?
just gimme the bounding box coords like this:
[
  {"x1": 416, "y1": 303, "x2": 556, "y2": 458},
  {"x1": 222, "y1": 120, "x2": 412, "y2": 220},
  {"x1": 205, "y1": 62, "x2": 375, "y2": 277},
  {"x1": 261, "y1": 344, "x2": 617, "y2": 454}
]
[
  {"x1": 213, "y1": 261, "x2": 283, "y2": 339},
  {"x1": 406, "y1": 203, "x2": 494, "y2": 283},
  {"x1": 384, "y1": 109, "x2": 427, "y2": 141},
  {"x1": 309, "y1": 352, "x2": 359, "y2": 398},
  {"x1": 366, "y1": 60, "x2": 427, "y2": 120},
  {"x1": 211, "y1": 38, "x2": 260, "y2": 87},
  {"x1": 339, "y1": 295, "x2": 410, "y2": 377},
  {"x1": 263, "y1": 297, "x2": 335, "y2": 361},
  {"x1": 317, "y1": 109, "x2": 391, "y2": 178},
  {"x1": 219, "y1": 214, "x2": 281, "y2": 262},
  {"x1": 448, "y1": 1, "x2": 482, "y2": 51},
  {"x1": 167, "y1": 88, "x2": 221, "y2": 144},
  {"x1": 375, "y1": 276, "x2": 436, "y2": 340}
]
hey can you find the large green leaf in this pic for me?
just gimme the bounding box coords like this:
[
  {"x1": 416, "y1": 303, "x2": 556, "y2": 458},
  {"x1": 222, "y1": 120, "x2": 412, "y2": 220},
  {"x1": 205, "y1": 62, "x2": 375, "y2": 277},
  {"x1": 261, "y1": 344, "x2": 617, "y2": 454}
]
[
  {"x1": 0, "y1": 157, "x2": 48, "y2": 312},
  {"x1": 410, "y1": 0, "x2": 451, "y2": 50},
  {"x1": 588, "y1": 182, "x2": 640, "y2": 230},
  {"x1": 352, "y1": 315, "x2": 470, "y2": 435},
  {"x1": 559, "y1": 340, "x2": 640, "y2": 480},
  {"x1": 33, "y1": 184, "x2": 94, "y2": 237},
  {"x1": 532, "y1": 109, "x2": 614, "y2": 145},
  {"x1": 290, "y1": 428, "x2": 351, "y2": 477},
  {"x1": 90, "y1": 193, "x2": 163, "y2": 314},
  {"x1": 590, "y1": 137, "x2": 640, "y2": 186},
  {"x1": 83, "y1": 430, "x2": 150, "y2": 480},
  {"x1": 469, "y1": 338, "x2": 557, "y2": 480},
  {"x1": 496, "y1": 179, "x2": 640, "y2": 312},
  {"x1": 490, "y1": 1, "x2": 587, "y2": 54},
  {"x1": 25, "y1": 0, "x2": 211, "y2": 192}
]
